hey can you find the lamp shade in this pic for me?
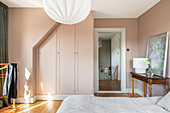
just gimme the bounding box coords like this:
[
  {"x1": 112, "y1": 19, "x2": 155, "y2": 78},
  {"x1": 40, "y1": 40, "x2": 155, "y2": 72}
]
[
  {"x1": 43, "y1": 0, "x2": 91, "y2": 25},
  {"x1": 133, "y1": 58, "x2": 148, "y2": 68},
  {"x1": 133, "y1": 58, "x2": 148, "y2": 73}
]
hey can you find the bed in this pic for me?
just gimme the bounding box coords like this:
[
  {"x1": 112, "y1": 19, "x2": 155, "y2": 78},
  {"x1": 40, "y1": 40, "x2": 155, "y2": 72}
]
[{"x1": 57, "y1": 95, "x2": 170, "y2": 113}]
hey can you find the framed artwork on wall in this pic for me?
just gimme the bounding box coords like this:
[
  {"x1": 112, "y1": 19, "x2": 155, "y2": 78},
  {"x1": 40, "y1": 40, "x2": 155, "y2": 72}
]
[{"x1": 146, "y1": 32, "x2": 169, "y2": 78}]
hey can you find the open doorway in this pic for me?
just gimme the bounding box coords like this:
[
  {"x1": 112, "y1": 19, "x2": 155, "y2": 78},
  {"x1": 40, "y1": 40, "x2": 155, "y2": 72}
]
[
  {"x1": 94, "y1": 28, "x2": 126, "y2": 93},
  {"x1": 98, "y1": 32, "x2": 121, "y2": 91}
]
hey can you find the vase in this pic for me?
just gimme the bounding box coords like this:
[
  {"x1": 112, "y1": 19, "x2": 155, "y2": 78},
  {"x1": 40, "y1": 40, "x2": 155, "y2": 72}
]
[{"x1": 146, "y1": 68, "x2": 152, "y2": 78}]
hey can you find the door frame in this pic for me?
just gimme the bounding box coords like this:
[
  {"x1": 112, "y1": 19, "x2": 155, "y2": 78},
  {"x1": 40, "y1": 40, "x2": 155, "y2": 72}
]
[{"x1": 94, "y1": 28, "x2": 126, "y2": 93}]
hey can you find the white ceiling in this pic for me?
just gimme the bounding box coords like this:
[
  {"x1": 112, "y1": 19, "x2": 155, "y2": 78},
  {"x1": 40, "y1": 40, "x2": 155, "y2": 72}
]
[
  {"x1": 1, "y1": 0, "x2": 160, "y2": 18},
  {"x1": 92, "y1": 0, "x2": 160, "y2": 18},
  {"x1": 99, "y1": 32, "x2": 118, "y2": 40}
]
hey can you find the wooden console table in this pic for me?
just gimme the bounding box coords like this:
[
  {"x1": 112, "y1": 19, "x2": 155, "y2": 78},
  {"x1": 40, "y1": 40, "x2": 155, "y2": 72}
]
[{"x1": 130, "y1": 72, "x2": 169, "y2": 97}]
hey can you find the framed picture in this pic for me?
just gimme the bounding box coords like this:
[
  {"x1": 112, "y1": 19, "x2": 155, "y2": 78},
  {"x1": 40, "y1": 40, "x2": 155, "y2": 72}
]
[{"x1": 146, "y1": 32, "x2": 169, "y2": 77}]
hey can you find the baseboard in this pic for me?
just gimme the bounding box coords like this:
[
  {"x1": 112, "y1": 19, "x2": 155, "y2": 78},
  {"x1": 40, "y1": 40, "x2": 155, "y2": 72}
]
[
  {"x1": 36, "y1": 95, "x2": 75, "y2": 100},
  {"x1": 13, "y1": 96, "x2": 36, "y2": 104},
  {"x1": 94, "y1": 88, "x2": 144, "y2": 96},
  {"x1": 125, "y1": 88, "x2": 144, "y2": 96},
  {"x1": 14, "y1": 89, "x2": 144, "y2": 103},
  {"x1": 14, "y1": 95, "x2": 94, "y2": 103}
]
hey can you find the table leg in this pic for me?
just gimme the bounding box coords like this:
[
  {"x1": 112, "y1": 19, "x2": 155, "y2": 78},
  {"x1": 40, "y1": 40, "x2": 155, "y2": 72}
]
[
  {"x1": 144, "y1": 82, "x2": 146, "y2": 97},
  {"x1": 149, "y1": 84, "x2": 152, "y2": 97},
  {"x1": 165, "y1": 79, "x2": 169, "y2": 95},
  {"x1": 131, "y1": 77, "x2": 134, "y2": 97}
]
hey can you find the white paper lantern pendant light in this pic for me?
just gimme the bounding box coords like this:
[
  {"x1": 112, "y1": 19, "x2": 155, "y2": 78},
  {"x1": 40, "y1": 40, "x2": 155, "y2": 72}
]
[{"x1": 43, "y1": 0, "x2": 91, "y2": 25}]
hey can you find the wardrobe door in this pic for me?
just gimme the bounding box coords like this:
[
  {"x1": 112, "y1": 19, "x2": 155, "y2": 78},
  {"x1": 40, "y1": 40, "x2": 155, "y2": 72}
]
[
  {"x1": 37, "y1": 32, "x2": 57, "y2": 95},
  {"x1": 76, "y1": 13, "x2": 94, "y2": 94},
  {"x1": 57, "y1": 25, "x2": 75, "y2": 94}
]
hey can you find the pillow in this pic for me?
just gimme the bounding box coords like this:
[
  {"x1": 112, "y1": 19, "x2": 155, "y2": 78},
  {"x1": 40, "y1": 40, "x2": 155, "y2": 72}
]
[{"x1": 156, "y1": 92, "x2": 170, "y2": 111}]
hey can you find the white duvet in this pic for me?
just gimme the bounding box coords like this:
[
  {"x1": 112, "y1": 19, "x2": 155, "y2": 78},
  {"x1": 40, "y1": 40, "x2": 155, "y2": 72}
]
[{"x1": 57, "y1": 95, "x2": 169, "y2": 113}]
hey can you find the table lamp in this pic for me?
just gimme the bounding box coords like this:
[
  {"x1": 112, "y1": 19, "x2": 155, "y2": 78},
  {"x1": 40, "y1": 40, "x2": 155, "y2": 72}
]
[{"x1": 133, "y1": 58, "x2": 148, "y2": 73}]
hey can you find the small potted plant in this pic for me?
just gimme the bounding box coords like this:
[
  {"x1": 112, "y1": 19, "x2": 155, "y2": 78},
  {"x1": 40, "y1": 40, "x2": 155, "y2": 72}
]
[{"x1": 144, "y1": 59, "x2": 153, "y2": 77}]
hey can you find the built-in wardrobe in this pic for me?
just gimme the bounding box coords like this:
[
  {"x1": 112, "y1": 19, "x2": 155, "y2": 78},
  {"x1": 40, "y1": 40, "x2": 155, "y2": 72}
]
[{"x1": 36, "y1": 12, "x2": 94, "y2": 95}]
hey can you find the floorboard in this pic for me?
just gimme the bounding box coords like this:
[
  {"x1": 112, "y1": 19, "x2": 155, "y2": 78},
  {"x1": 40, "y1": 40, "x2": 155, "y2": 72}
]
[{"x1": 99, "y1": 80, "x2": 120, "y2": 91}]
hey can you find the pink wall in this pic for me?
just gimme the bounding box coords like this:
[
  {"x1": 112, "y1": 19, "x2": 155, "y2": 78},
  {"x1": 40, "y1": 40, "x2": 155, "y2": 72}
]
[
  {"x1": 95, "y1": 0, "x2": 170, "y2": 91},
  {"x1": 94, "y1": 19, "x2": 138, "y2": 88},
  {"x1": 138, "y1": 0, "x2": 170, "y2": 90},
  {"x1": 9, "y1": 1, "x2": 170, "y2": 97},
  {"x1": 9, "y1": 8, "x2": 139, "y2": 97},
  {"x1": 8, "y1": 8, "x2": 56, "y2": 97}
]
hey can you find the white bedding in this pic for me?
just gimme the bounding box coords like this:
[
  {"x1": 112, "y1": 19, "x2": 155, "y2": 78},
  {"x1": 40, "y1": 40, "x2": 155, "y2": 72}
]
[{"x1": 57, "y1": 95, "x2": 169, "y2": 113}]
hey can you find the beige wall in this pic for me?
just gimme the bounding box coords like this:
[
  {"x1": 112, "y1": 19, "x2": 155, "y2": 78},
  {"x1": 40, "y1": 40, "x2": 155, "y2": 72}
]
[
  {"x1": 8, "y1": 8, "x2": 56, "y2": 97},
  {"x1": 95, "y1": 19, "x2": 138, "y2": 88},
  {"x1": 138, "y1": 0, "x2": 170, "y2": 91}
]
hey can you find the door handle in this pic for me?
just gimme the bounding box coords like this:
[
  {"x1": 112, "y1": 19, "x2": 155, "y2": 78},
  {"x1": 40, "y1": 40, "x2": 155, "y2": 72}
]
[{"x1": 75, "y1": 52, "x2": 78, "y2": 54}]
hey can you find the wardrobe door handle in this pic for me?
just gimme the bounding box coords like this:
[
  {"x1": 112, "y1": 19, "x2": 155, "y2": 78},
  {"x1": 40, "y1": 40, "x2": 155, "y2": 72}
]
[{"x1": 75, "y1": 52, "x2": 78, "y2": 54}]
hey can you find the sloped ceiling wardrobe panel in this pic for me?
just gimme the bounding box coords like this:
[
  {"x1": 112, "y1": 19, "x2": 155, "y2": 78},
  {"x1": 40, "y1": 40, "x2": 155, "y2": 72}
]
[{"x1": 37, "y1": 31, "x2": 57, "y2": 95}]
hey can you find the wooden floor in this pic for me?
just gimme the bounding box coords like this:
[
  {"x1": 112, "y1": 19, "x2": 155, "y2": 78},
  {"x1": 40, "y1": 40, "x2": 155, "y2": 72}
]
[
  {"x1": 99, "y1": 80, "x2": 120, "y2": 91},
  {"x1": 1, "y1": 93, "x2": 141, "y2": 113},
  {"x1": 1, "y1": 100, "x2": 62, "y2": 113}
]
